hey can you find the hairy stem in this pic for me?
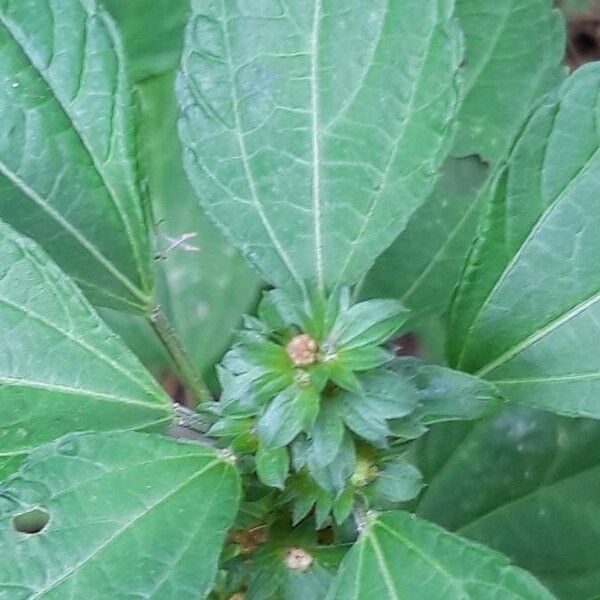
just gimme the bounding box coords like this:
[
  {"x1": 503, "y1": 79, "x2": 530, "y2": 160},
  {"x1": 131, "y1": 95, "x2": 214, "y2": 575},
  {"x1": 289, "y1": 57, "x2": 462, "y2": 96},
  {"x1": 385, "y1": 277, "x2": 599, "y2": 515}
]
[{"x1": 149, "y1": 306, "x2": 212, "y2": 403}]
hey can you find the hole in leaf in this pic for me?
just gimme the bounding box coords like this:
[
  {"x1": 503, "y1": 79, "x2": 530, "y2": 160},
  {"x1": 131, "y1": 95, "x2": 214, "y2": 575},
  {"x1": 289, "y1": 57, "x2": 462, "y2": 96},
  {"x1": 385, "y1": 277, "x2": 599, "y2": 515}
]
[{"x1": 12, "y1": 508, "x2": 50, "y2": 534}]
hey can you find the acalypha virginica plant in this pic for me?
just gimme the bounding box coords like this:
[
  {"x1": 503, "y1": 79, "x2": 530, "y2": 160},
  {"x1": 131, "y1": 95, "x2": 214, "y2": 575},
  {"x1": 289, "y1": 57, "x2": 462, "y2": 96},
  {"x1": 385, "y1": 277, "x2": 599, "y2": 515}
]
[{"x1": 0, "y1": 0, "x2": 597, "y2": 598}]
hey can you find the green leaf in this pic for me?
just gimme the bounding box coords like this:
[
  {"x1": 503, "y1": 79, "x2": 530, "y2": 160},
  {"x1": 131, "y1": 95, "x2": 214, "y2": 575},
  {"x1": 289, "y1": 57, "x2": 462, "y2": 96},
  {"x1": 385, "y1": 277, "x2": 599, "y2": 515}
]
[
  {"x1": 256, "y1": 444, "x2": 290, "y2": 489},
  {"x1": 0, "y1": 431, "x2": 240, "y2": 599},
  {"x1": 416, "y1": 405, "x2": 600, "y2": 600},
  {"x1": 178, "y1": 0, "x2": 462, "y2": 292},
  {"x1": 332, "y1": 487, "x2": 355, "y2": 525},
  {"x1": 308, "y1": 431, "x2": 356, "y2": 496},
  {"x1": 368, "y1": 461, "x2": 423, "y2": 505},
  {"x1": 99, "y1": 306, "x2": 172, "y2": 376},
  {"x1": 104, "y1": 2, "x2": 262, "y2": 373},
  {"x1": 310, "y1": 402, "x2": 345, "y2": 469},
  {"x1": 0, "y1": 455, "x2": 21, "y2": 480},
  {"x1": 0, "y1": 220, "x2": 171, "y2": 465},
  {"x1": 333, "y1": 367, "x2": 419, "y2": 445},
  {"x1": 331, "y1": 300, "x2": 408, "y2": 350},
  {"x1": 257, "y1": 387, "x2": 318, "y2": 448},
  {"x1": 448, "y1": 64, "x2": 600, "y2": 418},
  {"x1": 337, "y1": 396, "x2": 390, "y2": 447},
  {"x1": 361, "y1": 156, "x2": 491, "y2": 317},
  {"x1": 337, "y1": 346, "x2": 393, "y2": 372},
  {"x1": 452, "y1": 0, "x2": 565, "y2": 163},
  {"x1": 0, "y1": 0, "x2": 154, "y2": 312},
  {"x1": 392, "y1": 358, "x2": 503, "y2": 424},
  {"x1": 327, "y1": 511, "x2": 557, "y2": 599},
  {"x1": 226, "y1": 524, "x2": 343, "y2": 600},
  {"x1": 362, "y1": 0, "x2": 565, "y2": 319}
]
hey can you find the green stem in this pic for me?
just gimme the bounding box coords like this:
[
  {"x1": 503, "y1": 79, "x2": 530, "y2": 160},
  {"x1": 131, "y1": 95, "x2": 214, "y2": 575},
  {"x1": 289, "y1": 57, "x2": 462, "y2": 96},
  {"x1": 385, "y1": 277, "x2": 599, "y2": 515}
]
[{"x1": 149, "y1": 306, "x2": 212, "y2": 403}]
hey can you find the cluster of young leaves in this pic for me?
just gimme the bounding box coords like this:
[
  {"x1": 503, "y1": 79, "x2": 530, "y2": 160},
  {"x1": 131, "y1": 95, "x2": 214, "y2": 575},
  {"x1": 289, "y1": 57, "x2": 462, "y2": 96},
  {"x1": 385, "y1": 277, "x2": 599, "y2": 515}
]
[
  {"x1": 206, "y1": 287, "x2": 499, "y2": 527},
  {"x1": 0, "y1": 0, "x2": 599, "y2": 598}
]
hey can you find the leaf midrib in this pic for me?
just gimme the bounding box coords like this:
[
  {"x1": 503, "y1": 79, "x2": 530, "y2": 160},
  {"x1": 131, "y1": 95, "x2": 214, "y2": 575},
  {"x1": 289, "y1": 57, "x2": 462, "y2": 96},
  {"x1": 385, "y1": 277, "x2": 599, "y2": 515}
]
[
  {"x1": 310, "y1": 0, "x2": 324, "y2": 291},
  {"x1": 0, "y1": 376, "x2": 168, "y2": 413},
  {"x1": 477, "y1": 283, "x2": 600, "y2": 378},
  {"x1": 373, "y1": 518, "x2": 471, "y2": 600},
  {"x1": 0, "y1": 292, "x2": 162, "y2": 399},
  {"x1": 219, "y1": 5, "x2": 305, "y2": 292}
]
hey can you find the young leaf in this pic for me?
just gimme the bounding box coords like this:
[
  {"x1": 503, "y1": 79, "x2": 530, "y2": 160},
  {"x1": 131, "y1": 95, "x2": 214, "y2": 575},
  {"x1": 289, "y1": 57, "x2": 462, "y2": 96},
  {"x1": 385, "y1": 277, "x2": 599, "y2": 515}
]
[
  {"x1": 332, "y1": 300, "x2": 408, "y2": 350},
  {"x1": 256, "y1": 444, "x2": 290, "y2": 489},
  {"x1": 392, "y1": 358, "x2": 503, "y2": 424},
  {"x1": 327, "y1": 511, "x2": 557, "y2": 599},
  {"x1": 178, "y1": 0, "x2": 462, "y2": 292},
  {"x1": 0, "y1": 220, "x2": 171, "y2": 464},
  {"x1": 228, "y1": 525, "x2": 344, "y2": 600},
  {"x1": 308, "y1": 431, "x2": 356, "y2": 496},
  {"x1": 362, "y1": 0, "x2": 565, "y2": 319},
  {"x1": 257, "y1": 387, "x2": 318, "y2": 448},
  {"x1": 416, "y1": 405, "x2": 600, "y2": 600},
  {"x1": 448, "y1": 64, "x2": 600, "y2": 418},
  {"x1": 0, "y1": 431, "x2": 240, "y2": 599},
  {"x1": 309, "y1": 402, "x2": 345, "y2": 469},
  {"x1": 332, "y1": 367, "x2": 419, "y2": 446},
  {"x1": 368, "y1": 461, "x2": 424, "y2": 505},
  {"x1": 0, "y1": 0, "x2": 154, "y2": 312}
]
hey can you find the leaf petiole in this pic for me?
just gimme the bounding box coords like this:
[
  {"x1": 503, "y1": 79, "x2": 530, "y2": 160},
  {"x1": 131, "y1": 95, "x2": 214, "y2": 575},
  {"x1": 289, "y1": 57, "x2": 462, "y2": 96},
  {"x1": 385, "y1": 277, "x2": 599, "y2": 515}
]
[{"x1": 149, "y1": 305, "x2": 212, "y2": 403}]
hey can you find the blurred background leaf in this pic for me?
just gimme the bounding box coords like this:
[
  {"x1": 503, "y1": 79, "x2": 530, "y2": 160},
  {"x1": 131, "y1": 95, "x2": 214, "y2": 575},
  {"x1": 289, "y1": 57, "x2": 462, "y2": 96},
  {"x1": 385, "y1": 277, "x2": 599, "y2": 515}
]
[
  {"x1": 413, "y1": 406, "x2": 600, "y2": 600},
  {"x1": 361, "y1": 0, "x2": 565, "y2": 328},
  {"x1": 102, "y1": 0, "x2": 261, "y2": 384}
]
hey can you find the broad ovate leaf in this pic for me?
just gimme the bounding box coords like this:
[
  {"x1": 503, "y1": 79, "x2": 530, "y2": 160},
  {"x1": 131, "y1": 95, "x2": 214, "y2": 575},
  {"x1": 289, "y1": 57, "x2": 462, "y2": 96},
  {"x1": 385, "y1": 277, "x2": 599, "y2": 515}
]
[
  {"x1": 362, "y1": 0, "x2": 565, "y2": 319},
  {"x1": 416, "y1": 406, "x2": 600, "y2": 600},
  {"x1": 0, "y1": 220, "x2": 171, "y2": 466},
  {"x1": 0, "y1": 0, "x2": 153, "y2": 312},
  {"x1": 327, "y1": 511, "x2": 556, "y2": 599},
  {"x1": 0, "y1": 431, "x2": 240, "y2": 599},
  {"x1": 448, "y1": 64, "x2": 600, "y2": 418},
  {"x1": 178, "y1": 0, "x2": 462, "y2": 292}
]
